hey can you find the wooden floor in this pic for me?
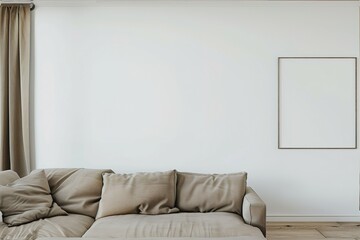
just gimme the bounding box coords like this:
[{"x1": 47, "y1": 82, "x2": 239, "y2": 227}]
[{"x1": 267, "y1": 222, "x2": 360, "y2": 240}]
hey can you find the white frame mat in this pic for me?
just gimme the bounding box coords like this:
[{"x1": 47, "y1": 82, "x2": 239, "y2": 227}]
[{"x1": 278, "y1": 57, "x2": 357, "y2": 149}]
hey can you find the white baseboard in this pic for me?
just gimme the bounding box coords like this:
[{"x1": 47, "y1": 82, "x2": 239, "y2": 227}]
[{"x1": 267, "y1": 215, "x2": 360, "y2": 222}]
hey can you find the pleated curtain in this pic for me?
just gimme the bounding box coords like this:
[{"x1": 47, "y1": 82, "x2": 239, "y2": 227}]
[{"x1": 0, "y1": 5, "x2": 31, "y2": 177}]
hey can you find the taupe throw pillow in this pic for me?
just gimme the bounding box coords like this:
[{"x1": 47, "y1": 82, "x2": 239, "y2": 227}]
[
  {"x1": 176, "y1": 172, "x2": 247, "y2": 214},
  {"x1": 0, "y1": 170, "x2": 19, "y2": 185},
  {"x1": 44, "y1": 168, "x2": 114, "y2": 218},
  {"x1": 0, "y1": 170, "x2": 20, "y2": 223},
  {"x1": 0, "y1": 170, "x2": 67, "y2": 226},
  {"x1": 96, "y1": 170, "x2": 179, "y2": 219}
]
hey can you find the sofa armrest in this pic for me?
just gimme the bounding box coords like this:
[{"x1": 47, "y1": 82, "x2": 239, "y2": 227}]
[{"x1": 242, "y1": 187, "x2": 266, "y2": 237}]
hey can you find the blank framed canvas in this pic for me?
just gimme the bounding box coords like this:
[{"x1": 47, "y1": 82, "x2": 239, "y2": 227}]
[{"x1": 278, "y1": 57, "x2": 357, "y2": 149}]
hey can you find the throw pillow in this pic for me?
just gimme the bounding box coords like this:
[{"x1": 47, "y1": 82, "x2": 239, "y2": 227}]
[
  {"x1": 0, "y1": 170, "x2": 67, "y2": 226},
  {"x1": 96, "y1": 170, "x2": 179, "y2": 219},
  {"x1": 0, "y1": 170, "x2": 19, "y2": 185},
  {"x1": 0, "y1": 170, "x2": 20, "y2": 223},
  {"x1": 176, "y1": 171, "x2": 247, "y2": 214},
  {"x1": 44, "y1": 168, "x2": 114, "y2": 218}
]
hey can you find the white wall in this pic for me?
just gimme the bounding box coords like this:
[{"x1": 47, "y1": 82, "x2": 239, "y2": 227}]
[{"x1": 32, "y1": 1, "x2": 360, "y2": 221}]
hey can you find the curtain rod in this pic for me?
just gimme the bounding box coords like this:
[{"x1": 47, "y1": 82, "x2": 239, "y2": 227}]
[{"x1": 1, "y1": 2, "x2": 35, "y2": 11}]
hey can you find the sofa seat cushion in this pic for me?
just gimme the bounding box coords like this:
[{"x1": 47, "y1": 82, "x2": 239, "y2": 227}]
[
  {"x1": 83, "y1": 212, "x2": 264, "y2": 238},
  {"x1": 0, "y1": 214, "x2": 94, "y2": 239}
]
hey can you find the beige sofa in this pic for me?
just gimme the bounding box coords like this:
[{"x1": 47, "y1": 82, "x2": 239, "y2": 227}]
[{"x1": 0, "y1": 169, "x2": 266, "y2": 240}]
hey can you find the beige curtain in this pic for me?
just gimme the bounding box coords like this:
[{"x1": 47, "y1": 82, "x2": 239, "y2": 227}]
[{"x1": 0, "y1": 5, "x2": 31, "y2": 177}]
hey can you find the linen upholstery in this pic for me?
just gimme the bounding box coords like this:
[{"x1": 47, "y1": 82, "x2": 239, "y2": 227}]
[
  {"x1": 0, "y1": 168, "x2": 266, "y2": 240},
  {"x1": 0, "y1": 170, "x2": 19, "y2": 222},
  {"x1": 176, "y1": 172, "x2": 247, "y2": 214},
  {"x1": 0, "y1": 5, "x2": 31, "y2": 177},
  {"x1": 84, "y1": 212, "x2": 264, "y2": 238},
  {"x1": 0, "y1": 169, "x2": 19, "y2": 185},
  {"x1": 0, "y1": 214, "x2": 94, "y2": 239},
  {"x1": 0, "y1": 170, "x2": 67, "y2": 226},
  {"x1": 243, "y1": 187, "x2": 267, "y2": 236},
  {"x1": 41, "y1": 238, "x2": 265, "y2": 240},
  {"x1": 96, "y1": 170, "x2": 179, "y2": 219},
  {"x1": 43, "y1": 168, "x2": 114, "y2": 218}
]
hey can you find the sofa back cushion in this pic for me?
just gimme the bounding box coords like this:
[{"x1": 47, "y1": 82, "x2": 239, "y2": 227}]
[
  {"x1": 176, "y1": 172, "x2": 247, "y2": 214},
  {"x1": 0, "y1": 170, "x2": 67, "y2": 226},
  {"x1": 44, "y1": 168, "x2": 114, "y2": 218},
  {"x1": 96, "y1": 170, "x2": 179, "y2": 219}
]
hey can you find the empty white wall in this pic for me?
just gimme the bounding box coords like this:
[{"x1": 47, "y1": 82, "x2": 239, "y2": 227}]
[{"x1": 32, "y1": 1, "x2": 360, "y2": 221}]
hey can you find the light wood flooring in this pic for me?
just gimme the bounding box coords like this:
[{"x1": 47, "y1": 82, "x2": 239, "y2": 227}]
[{"x1": 267, "y1": 222, "x2": 360, "y2": 240}]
